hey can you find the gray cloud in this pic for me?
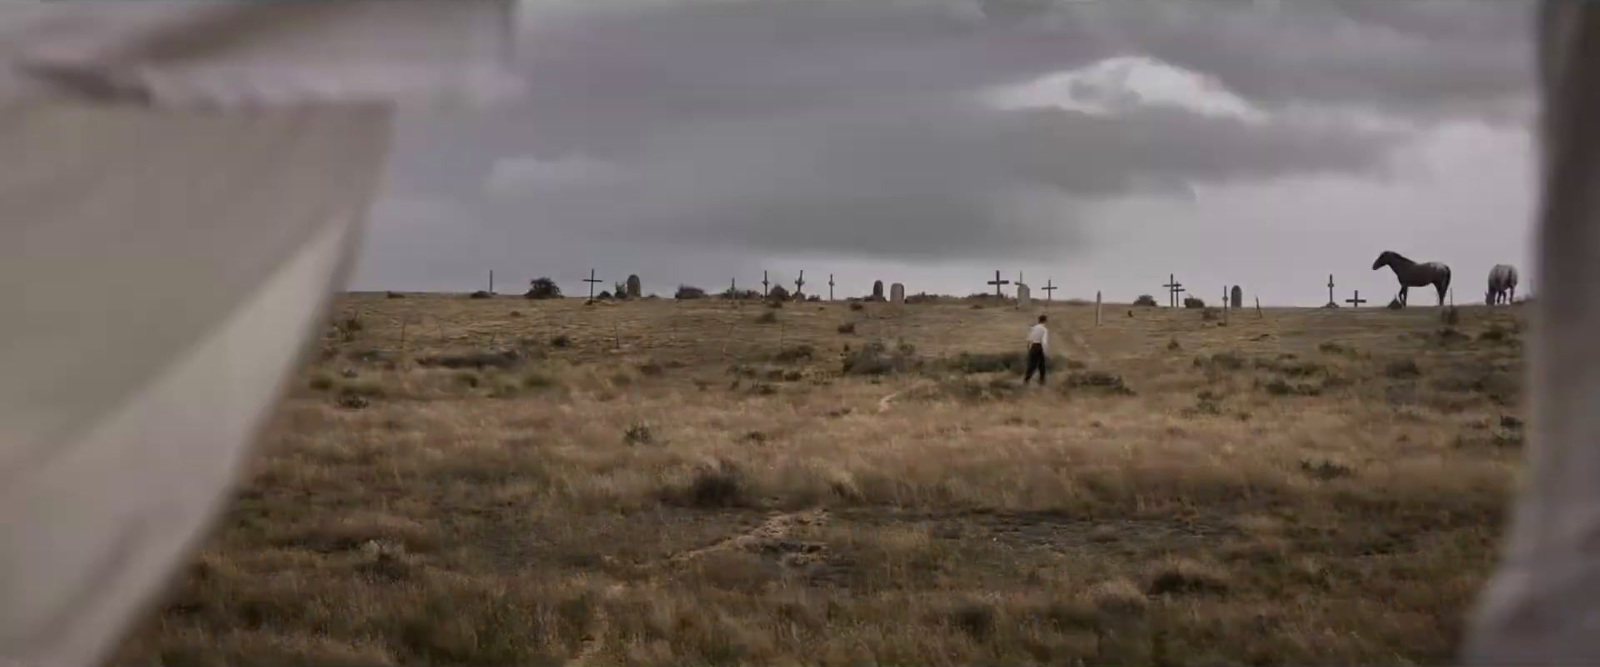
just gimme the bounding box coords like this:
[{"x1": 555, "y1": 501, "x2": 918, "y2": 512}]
[
  {"x1": 485, "y1": 101, "x2": 1404, "y2": 261},
  {"x1": 364, "y1": 0, "x2": 1535, "y2": 288},
  {"x1": 1077, "y1": 0, "x2": 1535, "y2": 122}
]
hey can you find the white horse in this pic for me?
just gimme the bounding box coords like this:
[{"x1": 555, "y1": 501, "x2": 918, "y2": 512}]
[{"x1": 1487, "y1": 264, "x2": 1519, "y2": 305}]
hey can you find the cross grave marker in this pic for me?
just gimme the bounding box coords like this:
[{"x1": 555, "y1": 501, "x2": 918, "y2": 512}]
[
  {"x1": 988, "y1": 270, "x2": 1011, "y2": 298},
  {"x1": 1346, "y1": 290, "x2": 1368, "y2": 308},
  {"x1": 584, "y1": 269, "x2": 603, "y2": 301},
  {"x1": 1163, "y1": 274, "x2": 1184, "y2": 308},
  {"x1": 1041, "y1": 279, "x2": 1058, "y2": 302}
]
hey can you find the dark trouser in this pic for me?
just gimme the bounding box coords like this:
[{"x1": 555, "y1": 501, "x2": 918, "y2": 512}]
[{"x1": 1024, "y1": 343, "x2": 1046, "y2": 385}]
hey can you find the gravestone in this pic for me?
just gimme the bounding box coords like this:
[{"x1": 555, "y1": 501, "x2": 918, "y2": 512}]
[
  {"x1": 1230, "y1": 285, "x2": 1242, "y2": 309},
  {"x1": 890, "y1": 283, "x2": 905, "y2": 304},
  {"x1": 1016, "y1": 283, "x2": 1031, "y2": 308},
  {"x1": 626, "y1": 274, "x2": 642, "y2": 299},
  {"x1": 872, "y1": 280, "x2": 885, "y2": 301}
]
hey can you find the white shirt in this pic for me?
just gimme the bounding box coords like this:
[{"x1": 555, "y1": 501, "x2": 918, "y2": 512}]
[{"x1": 1027, "y1": 323, "x2": 1049, "y2": 352}]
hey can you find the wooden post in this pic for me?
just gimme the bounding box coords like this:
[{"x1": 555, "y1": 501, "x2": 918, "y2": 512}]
[
  {"x1": 1255, "y1": 296, "x2": 1263, "y2": 318},
  {"x1": 1095, "y1": 290, "x2": 1102, "y2": 326},
  {"x1": 489, "y1": 270, "x2": 495, "y2": 295},
  {"x1": 613, "y1": 323, "x2": 621, "y2": 350},
  {"x1": 1222, "y1": 286, "x2": 1229, "y2": 324}
]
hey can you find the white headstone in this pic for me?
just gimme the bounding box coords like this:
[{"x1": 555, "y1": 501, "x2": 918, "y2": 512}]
[
  {"x1": 890, "y1": 283, "x2": 905, "y2": 304},
  {"x1": 1016, "y1": 283, "x2": 1031, "y2": 308}
]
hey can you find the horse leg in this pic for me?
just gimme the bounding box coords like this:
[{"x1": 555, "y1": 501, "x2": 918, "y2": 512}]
[
  {"x1": 1437, "y1": 282, "x2": 1447, "y2": 306},
  {"x1": 1510, "y1": 286, "x2": 1516, "y2": 304},
  {"x1": 1400, "y1": 286, "x2": 1409, "y2": 307}
]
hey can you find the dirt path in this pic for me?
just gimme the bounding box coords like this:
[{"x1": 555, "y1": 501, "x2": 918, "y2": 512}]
[
  {"x1": 668, "y1": 508, "x2": 831, "y2": 564},
  {"x1": 571, "y1": 508, "x2": 834, "y2": 664}
]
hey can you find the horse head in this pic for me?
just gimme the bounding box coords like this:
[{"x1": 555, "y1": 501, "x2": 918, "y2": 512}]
[{"x1": 1372, "y1": 251, "x2": 1395, "y2": 270}]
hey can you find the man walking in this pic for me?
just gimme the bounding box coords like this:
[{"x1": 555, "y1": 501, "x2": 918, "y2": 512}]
[{"x1": 1024, "y1": 314, "x2": 1049, "y2": 386}]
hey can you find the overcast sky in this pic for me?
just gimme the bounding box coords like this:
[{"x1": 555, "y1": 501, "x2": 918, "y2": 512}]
[{"x1": 351, "y1": 0, "x2": 1539, "y2": 306}]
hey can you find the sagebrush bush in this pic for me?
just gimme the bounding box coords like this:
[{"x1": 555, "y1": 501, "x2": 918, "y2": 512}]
[{"x1": 525, "y1": 277, "x2": 561, "y2": 300}]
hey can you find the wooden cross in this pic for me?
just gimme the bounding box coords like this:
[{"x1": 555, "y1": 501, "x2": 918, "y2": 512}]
[
  {"x1": 1346, "y1": 290, "x2": 1367, "y2": 308},
  {"x1": 1041, "y1": 279, "x2": 1058, "y2": 302},
  {"x1": 1326, "y1": 274, "x2": 1336, "y2": 307},
  {"x1": 1163, "y1": 274, "x2": 1184, "y2": 307},
  {"x1": 828, "y1": 274, "x2": 835, "y2": 301},
  {"x1": 761, "y1": 271, "x2": 770, "y2": 297},
  {"x1": 988, "y1": 270, "x2": 1011, "y2": 297},
  {"x1": 729, "y1": 277, "x2": 737, "y2": 297},
  {"x1": 794, "y1": 270, "x2": 805, "y2": 296},
  {"x1": 584, "y1": 269, "x2": 603, "y2": 301}
]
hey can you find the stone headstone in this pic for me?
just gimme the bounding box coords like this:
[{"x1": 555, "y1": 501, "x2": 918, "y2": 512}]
[
  {"x1": 890, "y1": 283, "x2": 905, "y2": 304},
  {"x1": 872, "y1": 280, "x2": 885, "y2": 300},
  {"x1": 1016, "y1": 283, "x2": 1031, "y2": 308},
  {"x1": 626, "y1": 274, "x2": 642, "y2": 299},
  {"x1": 1230, "y1": 285, "x2": 1242, "y2": 309}
]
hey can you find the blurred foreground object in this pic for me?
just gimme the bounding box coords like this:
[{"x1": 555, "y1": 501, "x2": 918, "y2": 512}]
[
  {"x1": 0, "y1": 3, "x2": 517, "y2": 665},
  {"x1": 1465, "y1": 2, "x2": 1600, "y2": 663}
]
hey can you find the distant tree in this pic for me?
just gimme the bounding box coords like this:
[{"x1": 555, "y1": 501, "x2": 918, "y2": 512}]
[
  {"x1": 525, "y1": 277, "x2": 561, "y2": 300},
  {"x1": 767, "y1": 285, "x2": 791, "y2": 302},
  {"x1": 1133, "y1": 294, "x2": 1158, "y2": 307},
  {"x1": 1183, "y1": 296, "x2": 1206, "y2": 309},
  {"x1": 675, "y1": 285, "x2": 708, "y2": 300}
]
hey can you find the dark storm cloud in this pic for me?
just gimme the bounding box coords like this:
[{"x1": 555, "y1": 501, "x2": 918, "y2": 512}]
[
  {"x1": 484, "y1": 98, "x2": 1403, "y2": 261},
  {"x1": 1070, "y1": 0, "x2": 1535, "y2": 122},
  {"x1": 375, "y1": 0, "x2": 1532, "y2": 266}
]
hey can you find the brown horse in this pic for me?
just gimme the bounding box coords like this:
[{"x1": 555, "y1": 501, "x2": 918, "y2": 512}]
[{"x1": 1373, "y1": 251, "x2": 1451, "y2": 307}]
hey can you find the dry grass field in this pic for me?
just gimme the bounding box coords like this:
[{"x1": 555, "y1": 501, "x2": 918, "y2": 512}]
[{"x1": 111, "y1": 293, "x2": 1528, "y2": 666}]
